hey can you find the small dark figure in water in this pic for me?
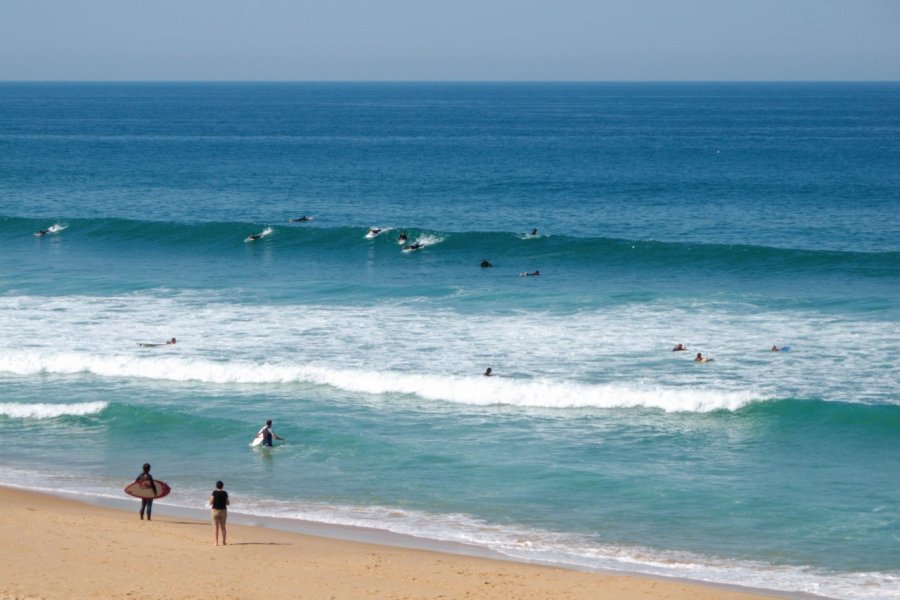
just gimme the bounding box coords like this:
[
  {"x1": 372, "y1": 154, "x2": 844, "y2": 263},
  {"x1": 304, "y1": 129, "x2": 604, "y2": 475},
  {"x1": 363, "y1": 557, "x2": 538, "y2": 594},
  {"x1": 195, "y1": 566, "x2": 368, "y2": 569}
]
[
  {"x1": 247, "y1": 233, "x2": 262, "y2": 241},
  {"x1": 35, "y1": 229, "x2": 49, "y2": 237},
  {"x1": 289, "y1": 216, "x2": 312, "y2": 223},
  {"x1": 484, "y1": 367, "x2": 493, "y2": 376},
  {"x1": 530, "y1": 228, "x2": 538, "y2": 236},
  {"x1": 403, "y1": 242, "x2": 423, "y2": 251},
  {"x1": 672, "y1": 343, "x2": 687, "y2": 352},
  {"x1": 167, "y1": 338, "x2": 177, "y2": 345},
  {"x1": 398, "y1": 232, "x2": 408, "y2": 243},
  {"x1": 520, "y1": 270, "x2": 540, "y2": 277},
  {"x1": 480, "y1": 259, "x2": 493, "y2": 268}
]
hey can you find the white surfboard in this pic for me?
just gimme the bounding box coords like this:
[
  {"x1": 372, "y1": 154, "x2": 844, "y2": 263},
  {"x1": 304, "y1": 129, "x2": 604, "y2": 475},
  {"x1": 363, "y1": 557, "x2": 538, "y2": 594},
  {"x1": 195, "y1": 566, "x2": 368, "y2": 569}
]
[{"x1": 250, "y1": 435, "x2": 263, "y2": 447}]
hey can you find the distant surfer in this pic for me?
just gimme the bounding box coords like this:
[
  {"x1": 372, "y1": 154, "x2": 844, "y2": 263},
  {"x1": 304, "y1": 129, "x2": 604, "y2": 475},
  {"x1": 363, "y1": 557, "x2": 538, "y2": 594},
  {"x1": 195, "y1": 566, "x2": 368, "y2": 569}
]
[
  {"x1": 35, "y1": 229, "x2": 49, "y2": 237},
  {"x1": 168, "y1": 337, "x2": 176, "y2": 345},
  {"x1": 135, "y1": 463, "x2": 158, "y2": 521},
  {"x1": 484, "y1": 367, "x2": 493, "y2": 376},
  {"x1": 289, "y1": 216, "x2": 312, "y2": 223},
  {"x1": 771, "y1": 345, "x2": 788, "y2": 352},
  {"x1": 672, "y1": 343, "x2": 687, "y2": 351},
  {"x1": 255, "y1": 419, "x2": 284, "y2": 447},
  {"x1": 398, "y1": 232, "x2": 408, "y2": 243},
  {"x1": 403, "y1": 242, "x2": 424, "y2": 251},
  {"x1": 480, "y1": 259, "x2": 493, "y2": 268},
  {"x1": 208, "y1": 480, "x2": 230, "y2": 546},
  {"x1": 367, "y1": 227, "x2": 383, "y2": 238},
  {"x1": 520, "y1": 270, "x2": 540, "y2": 277},
  {"x1": 530, "y1": 228, "x2": 538, "y2": 236},
  {"x1": 247, "y1": 233, "x2": 262, "y2": 241},
  {"x1": 694, "y1": 352, "x2": 713, "y2": 363}
]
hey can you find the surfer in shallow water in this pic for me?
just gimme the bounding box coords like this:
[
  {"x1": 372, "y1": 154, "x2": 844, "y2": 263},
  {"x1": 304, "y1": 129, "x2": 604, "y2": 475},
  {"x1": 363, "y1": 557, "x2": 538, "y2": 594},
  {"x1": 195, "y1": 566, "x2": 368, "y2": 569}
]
[
  {"x1": 135, "y1": 463, "x2": 158, "y2": 520},
  {"x1": 256, "y1": 419, "x2": 284, "y2": 447}
]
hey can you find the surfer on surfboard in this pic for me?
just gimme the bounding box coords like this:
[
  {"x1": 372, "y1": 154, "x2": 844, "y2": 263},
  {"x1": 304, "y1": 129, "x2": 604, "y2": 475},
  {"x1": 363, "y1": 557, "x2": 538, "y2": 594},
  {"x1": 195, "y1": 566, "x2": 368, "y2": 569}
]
[
  {"x1": 289, "y1": 216, "x2": 313, "y2": 223},
  {"x1": 694, "y1": 352, "x2": 714, "y2": 363}
]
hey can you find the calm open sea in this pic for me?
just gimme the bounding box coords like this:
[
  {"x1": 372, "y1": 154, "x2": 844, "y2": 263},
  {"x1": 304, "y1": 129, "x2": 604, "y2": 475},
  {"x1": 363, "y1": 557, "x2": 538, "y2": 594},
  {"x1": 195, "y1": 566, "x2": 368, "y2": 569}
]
[{"x1": 1, "y1": 82, "x2": 898, "y2": 599}]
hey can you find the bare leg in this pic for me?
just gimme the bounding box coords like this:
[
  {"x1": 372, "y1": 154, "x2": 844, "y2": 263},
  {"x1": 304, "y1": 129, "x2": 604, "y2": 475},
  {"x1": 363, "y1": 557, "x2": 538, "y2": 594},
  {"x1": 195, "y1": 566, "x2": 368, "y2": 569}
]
[{"x1": 221, "y1": 521, "x2": 227, "y2": 546}]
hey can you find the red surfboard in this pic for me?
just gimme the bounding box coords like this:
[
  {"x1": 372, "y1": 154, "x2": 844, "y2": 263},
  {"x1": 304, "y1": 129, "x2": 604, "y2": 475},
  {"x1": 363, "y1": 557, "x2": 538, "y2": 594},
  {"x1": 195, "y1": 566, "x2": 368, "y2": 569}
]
[{"x1": 124, "y1": 479, "x2": 171, "y2": 499}]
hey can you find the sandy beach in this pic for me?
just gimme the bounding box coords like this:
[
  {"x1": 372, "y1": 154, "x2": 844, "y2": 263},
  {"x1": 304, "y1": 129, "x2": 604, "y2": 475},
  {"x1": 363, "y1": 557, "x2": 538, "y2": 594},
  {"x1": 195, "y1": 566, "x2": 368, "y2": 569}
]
[{"x1": 0, "y1": 486, "x2": 787, "y2": 600}]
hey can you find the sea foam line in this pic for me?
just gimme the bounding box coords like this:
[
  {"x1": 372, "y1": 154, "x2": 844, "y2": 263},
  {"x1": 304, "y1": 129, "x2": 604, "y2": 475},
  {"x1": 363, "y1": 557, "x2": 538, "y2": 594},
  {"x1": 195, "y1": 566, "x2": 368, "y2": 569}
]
[
  {"x1": 0, "y1": 401, "x2": 108, "y2": 419},
  {"x1": 0, "y1": 352, "x2": 759, "y2": 412}
]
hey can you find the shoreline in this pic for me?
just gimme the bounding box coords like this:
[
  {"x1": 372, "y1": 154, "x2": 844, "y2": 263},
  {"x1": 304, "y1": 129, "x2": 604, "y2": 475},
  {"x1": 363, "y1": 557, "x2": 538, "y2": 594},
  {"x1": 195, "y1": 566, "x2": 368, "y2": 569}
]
[{"x1": 0, "y1": 484, "x2": 813, "y2": 600}]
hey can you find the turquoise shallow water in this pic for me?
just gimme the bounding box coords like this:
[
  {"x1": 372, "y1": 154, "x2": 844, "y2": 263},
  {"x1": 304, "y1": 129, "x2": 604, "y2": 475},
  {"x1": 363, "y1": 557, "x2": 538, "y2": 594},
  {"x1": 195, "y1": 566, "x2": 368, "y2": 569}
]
[{"x1": 1, "y1": 83, "x2": 898, "y2": 599}]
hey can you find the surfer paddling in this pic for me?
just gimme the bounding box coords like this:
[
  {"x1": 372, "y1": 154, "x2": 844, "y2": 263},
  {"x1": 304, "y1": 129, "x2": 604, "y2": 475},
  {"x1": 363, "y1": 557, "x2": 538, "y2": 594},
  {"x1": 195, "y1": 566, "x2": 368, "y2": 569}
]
[
  {"x1": 135, "y1": 463, "x2": 158, "y2": 521},
  {"x1": 694, "y1": 352, "x2": 714, "y2": 363},
  {"x1": 672, "y1": 343, "x2": 688, "y2": 351},
  {"x1": 255, "y1": 419, "x2": 284, "y2": 447},
  {"x1": 289, "y1": 215, "x2": 312, "y2": 223}
]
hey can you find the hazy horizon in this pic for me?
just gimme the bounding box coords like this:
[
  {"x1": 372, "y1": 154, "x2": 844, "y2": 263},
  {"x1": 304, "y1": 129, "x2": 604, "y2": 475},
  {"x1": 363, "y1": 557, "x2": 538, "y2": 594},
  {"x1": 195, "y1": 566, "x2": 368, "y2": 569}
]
[{"x1": 2, "y1": 1, "x2": 898, "y2": 82}]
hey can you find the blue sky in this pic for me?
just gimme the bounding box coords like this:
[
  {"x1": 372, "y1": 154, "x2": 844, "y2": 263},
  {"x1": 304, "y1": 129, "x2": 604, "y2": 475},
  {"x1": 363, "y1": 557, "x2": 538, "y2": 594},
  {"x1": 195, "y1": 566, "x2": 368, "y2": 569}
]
[{"x1": 1, "y1": 0, "x2": 898, "y2": 81}]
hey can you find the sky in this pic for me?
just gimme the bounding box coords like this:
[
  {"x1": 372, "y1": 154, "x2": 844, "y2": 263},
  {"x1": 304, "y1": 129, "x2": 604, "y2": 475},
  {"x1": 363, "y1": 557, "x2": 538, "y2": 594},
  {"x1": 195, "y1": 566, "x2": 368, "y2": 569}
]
[{"x1": 1, "y1": 0, "x2": 898, "y2": 81}]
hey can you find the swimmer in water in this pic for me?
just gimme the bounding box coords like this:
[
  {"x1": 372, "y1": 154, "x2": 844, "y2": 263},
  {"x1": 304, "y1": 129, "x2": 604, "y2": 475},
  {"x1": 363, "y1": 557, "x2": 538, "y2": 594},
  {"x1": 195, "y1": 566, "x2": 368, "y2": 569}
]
[
  {"x1": 403, "y1": 242, "x2": 424, "y2": 251},
  {"x1": 247, "y1": 233, "x2": 262, "y2": 241},
  {"x1": 484, "y1": 367, "x2": 493, "y2": 376},
  {"x1": 694, "y1": 352, "x2": 713, "y2": 363},
  {"x1": 530, "y1": 228, "x2": 538, "y2": 236},
  {"x1": 520, "y1": 270, "x2": 540, "y2": 277},
  {"x1": 167, "y1": 338, "x2": 177, "y2": 345},
  {"x1": 368, "y1": 227, "x2": 382, "y2": 236},
  {"x1": 480, "y1": 259, "x2": 493, "y2": 268},
  {"x1": 35, "y1": 229, "x2": 49, "y2": 237},
  {"x1": 289, "y1": 216, "x2": 312, "y2": 223},
  {"x1": 398, "y1": 232, "x2": 408, "y2": 243},
  {"x1": 672, "y1": 343, "x2": 687, "y2": 351}
]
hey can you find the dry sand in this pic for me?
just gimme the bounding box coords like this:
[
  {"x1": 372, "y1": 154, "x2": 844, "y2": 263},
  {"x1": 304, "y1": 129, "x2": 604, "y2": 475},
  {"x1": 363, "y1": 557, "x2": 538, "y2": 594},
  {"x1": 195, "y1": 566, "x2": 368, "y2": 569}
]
[{"x1": 0, "y1": 486, "x2": 785, "y2": 600}]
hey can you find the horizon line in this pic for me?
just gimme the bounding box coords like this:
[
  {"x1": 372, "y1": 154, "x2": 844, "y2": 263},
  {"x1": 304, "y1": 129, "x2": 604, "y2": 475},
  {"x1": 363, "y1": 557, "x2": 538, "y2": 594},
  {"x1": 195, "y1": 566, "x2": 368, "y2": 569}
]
[{"x1": 1, "y1": 79, "x2": 898, "y2": 84}]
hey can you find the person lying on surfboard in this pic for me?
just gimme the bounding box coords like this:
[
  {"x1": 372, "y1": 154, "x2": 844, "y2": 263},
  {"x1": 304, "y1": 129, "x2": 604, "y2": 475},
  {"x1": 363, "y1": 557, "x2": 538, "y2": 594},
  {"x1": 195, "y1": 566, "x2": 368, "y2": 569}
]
[
  {"x1": 672, "y1": 343, "x2": 687, "y2": 351},
  {"x1": 255, "y1": 419, "x2": 284, "y2": 447},
  {"x1": 694, "y1": 352, "x2": 714, "y2": 363}
]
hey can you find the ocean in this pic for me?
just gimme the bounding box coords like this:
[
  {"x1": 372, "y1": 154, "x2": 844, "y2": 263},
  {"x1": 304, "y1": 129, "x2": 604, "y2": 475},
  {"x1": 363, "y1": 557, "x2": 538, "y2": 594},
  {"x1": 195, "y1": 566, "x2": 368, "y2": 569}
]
[{"x1": 0, "y1": 82, "x2": 898, "y2": 599}]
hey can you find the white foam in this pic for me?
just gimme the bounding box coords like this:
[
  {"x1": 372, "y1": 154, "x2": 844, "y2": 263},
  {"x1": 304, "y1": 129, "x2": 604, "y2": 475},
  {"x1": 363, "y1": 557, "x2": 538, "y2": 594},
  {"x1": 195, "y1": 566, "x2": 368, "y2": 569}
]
[
  {"x1": 0, "y1": 401, "x2": 108, "y2": 419},
  {"x1": 0, "y1": 293, "x2": 897, "y2": 409}
]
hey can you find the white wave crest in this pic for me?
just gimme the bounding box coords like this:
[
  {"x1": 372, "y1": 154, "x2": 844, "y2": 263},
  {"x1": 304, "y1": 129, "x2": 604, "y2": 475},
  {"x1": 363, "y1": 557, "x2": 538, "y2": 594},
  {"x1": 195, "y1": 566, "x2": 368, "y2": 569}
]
[
  {"x1": 0, "y1": 401, "x2": 108, "y2": 419},
  {"x1": 0, "y1": 352, "x2": 758, "y2": 412}
]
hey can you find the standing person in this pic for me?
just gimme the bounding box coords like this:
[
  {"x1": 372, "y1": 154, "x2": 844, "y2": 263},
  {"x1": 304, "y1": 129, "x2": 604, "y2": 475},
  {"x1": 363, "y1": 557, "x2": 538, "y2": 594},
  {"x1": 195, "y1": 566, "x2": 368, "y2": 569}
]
[
  {"x1": 209, "y1": 480, "x2": 229, "y2": 546},
  {"x1": 256, "y1": 419, "x2": 284, "y2": 447},
  {"x1": 135, "y1": 463, "x2": 158, "y2": 521}
]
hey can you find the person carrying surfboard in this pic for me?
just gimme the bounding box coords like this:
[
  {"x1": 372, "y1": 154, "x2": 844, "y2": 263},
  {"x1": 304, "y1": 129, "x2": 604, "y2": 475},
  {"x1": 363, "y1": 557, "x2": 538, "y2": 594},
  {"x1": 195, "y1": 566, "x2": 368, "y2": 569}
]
[
  {"x1": 135, "y1": 463, "x2": 158, "y2": 520},
  {"x1": 256, "y1": 420, "x2": 283, "y2": 447}
]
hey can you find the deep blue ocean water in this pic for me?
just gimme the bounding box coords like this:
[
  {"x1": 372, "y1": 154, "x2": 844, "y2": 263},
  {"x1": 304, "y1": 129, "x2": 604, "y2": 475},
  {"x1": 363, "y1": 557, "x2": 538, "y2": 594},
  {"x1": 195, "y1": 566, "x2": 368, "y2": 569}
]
[{"x1": 1, "y1": 82, "x2": 898, "y2": 599}]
